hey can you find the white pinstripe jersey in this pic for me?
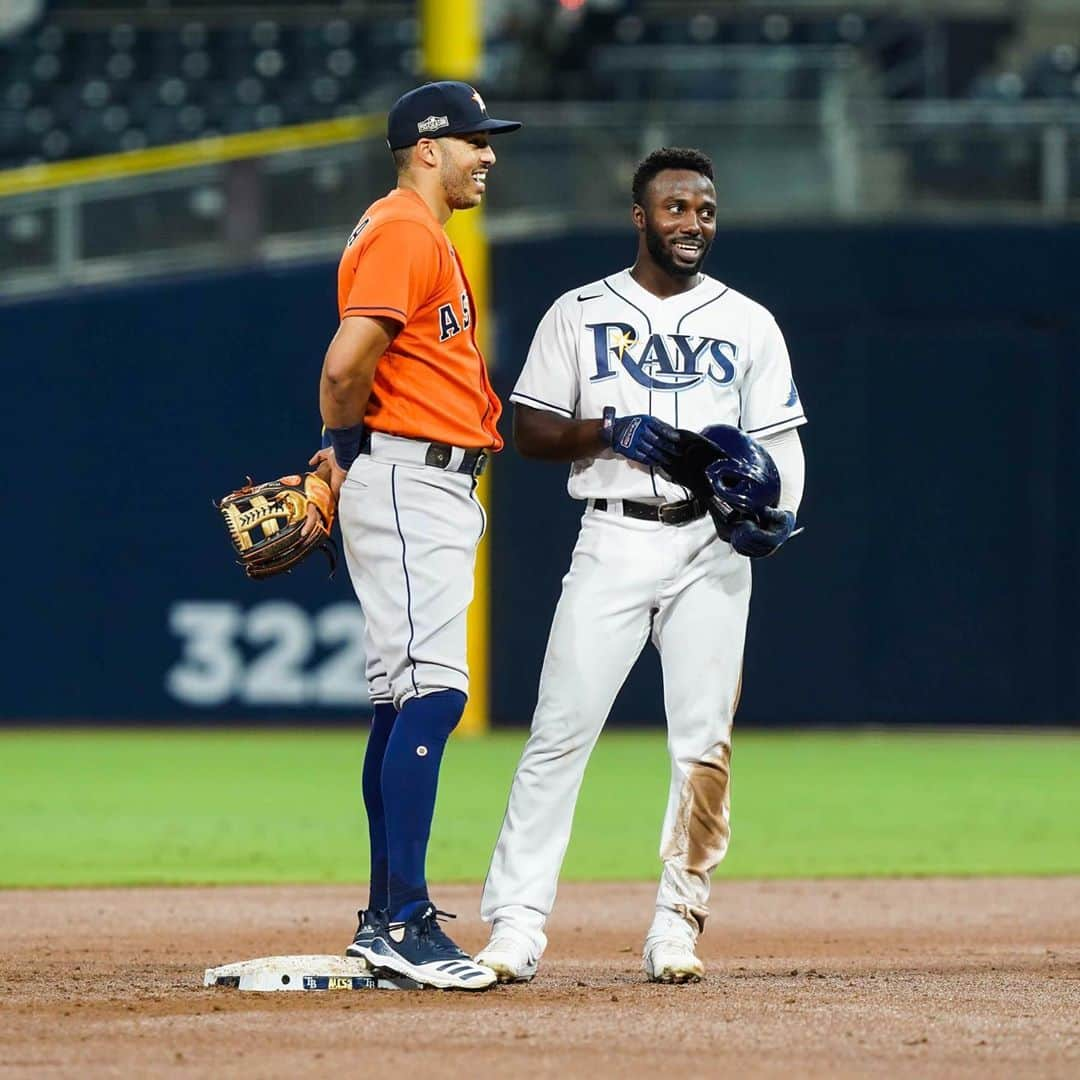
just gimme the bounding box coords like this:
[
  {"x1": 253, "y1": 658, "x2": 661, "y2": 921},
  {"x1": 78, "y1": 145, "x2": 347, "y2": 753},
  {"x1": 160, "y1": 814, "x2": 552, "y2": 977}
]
[{"x1": 510, "y1": 268, "x2": 807, "y2": 501}]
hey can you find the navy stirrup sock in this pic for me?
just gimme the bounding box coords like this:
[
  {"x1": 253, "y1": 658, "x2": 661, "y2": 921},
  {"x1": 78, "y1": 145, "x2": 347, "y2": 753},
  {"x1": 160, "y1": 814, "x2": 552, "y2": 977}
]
[
  {"x1": 362, "y1": 701, "x2": 397, "y2": 913},
  {"x1": 381, "y1": 689, "x2": 466, "y2": 920}
]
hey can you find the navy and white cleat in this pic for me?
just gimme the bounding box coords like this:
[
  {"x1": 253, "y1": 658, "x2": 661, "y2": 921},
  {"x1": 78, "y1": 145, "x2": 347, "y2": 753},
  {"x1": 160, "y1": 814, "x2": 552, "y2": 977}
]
[
  {"x1": 345, "y1": 908, "x2": 388, "y2": 959},
  {"x1": 353, "y1": 904, "x2": 497, "y2": 990}
]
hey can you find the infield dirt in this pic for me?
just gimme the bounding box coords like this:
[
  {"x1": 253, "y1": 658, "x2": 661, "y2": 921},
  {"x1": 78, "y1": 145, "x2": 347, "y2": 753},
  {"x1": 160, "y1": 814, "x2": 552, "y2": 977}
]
[{"x1": 1, "y1": 878, "x2": 1077, "y2": 1078}]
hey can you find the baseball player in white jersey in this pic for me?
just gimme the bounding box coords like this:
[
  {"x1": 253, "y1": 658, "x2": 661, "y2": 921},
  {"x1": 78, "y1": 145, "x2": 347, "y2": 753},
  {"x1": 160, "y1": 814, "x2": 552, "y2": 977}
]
[{"x1": 474, "y1": 148, "x2": 807, "y2": 984}]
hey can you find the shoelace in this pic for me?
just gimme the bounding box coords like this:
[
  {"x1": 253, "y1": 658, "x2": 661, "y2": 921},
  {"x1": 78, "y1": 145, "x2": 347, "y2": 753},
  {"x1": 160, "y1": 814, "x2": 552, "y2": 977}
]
[
  {"x1": 384, "y1": 907, "x2": 458, "y2": 935},
  {"x1": 416, "y1": 907, "x2": 456, "y2": 934},
  {"x1": 416, "y1": 908, "x2": 467, "y2": 954}
]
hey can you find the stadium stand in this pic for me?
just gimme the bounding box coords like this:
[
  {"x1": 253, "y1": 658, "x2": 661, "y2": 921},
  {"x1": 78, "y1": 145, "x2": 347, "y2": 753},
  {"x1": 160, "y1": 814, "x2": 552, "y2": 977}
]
[{"x1": 1, "y1": 1, "x2": 1058, "y2": 169}]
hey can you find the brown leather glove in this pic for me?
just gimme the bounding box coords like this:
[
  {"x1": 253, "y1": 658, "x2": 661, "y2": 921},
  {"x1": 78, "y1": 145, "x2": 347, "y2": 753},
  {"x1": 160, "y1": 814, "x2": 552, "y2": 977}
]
[{"x1": 217, "y1": 472, "x2": 336, "y2": 579}]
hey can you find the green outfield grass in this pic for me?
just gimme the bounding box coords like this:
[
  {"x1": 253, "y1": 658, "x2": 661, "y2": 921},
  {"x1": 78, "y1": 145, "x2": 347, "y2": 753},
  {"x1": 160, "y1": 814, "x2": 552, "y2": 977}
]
[{"x1": 1, "y1": 730, "x2": 1077, "y2": 887}]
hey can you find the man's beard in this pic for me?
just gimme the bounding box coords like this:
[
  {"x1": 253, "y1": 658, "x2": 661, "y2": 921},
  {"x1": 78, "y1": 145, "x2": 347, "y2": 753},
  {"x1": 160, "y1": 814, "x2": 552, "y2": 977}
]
[
  {"x1": 644, "y1": 220, "x2": 708, "y2": 277},
  {"x1": 441, "y1": 160, "x2": 480, "y2": 209}
]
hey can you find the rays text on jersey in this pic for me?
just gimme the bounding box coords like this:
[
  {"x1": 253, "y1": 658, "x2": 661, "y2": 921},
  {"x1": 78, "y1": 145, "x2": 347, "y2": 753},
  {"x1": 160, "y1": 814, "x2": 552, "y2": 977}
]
[{"x1": 587, "y1": 321, "x2": 737, "y2": 391}]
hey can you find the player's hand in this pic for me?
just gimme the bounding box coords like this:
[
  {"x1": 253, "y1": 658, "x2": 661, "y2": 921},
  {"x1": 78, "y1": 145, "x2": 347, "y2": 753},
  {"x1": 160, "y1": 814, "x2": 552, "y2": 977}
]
[
  {"x1": 604, "y1": 413, "x2": 680, "y2": 469},
  {"x1": 302, "y1": 448, "x2": 347, "y2": 537},
  {"x1": 729, "y1": 508, "x2": 796, "y2": 558}
]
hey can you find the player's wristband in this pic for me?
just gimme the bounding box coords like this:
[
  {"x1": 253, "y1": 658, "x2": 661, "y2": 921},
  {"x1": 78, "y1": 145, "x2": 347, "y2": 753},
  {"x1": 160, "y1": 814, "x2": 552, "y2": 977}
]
[
  {"x1": 327, "y1": 422, "x2": 365, "y2": 472},
  {"x1": 600, "y1": 406, "x2": 616, "y2": 447}
]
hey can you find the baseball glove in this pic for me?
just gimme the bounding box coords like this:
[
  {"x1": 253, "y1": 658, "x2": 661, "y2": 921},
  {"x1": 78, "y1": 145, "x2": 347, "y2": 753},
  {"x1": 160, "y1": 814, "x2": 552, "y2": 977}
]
[{"x1": 217, "y1": 472, "x2": 337, "y2": 579}]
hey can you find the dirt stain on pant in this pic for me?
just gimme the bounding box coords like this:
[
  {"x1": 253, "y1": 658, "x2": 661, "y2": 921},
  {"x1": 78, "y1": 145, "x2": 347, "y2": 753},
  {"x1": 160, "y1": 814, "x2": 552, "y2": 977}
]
[
  {"x1": 685, "y1": 745, "x2": 732, "y2": 878},
  {"x1": 660, "y1": 745, "x2": 733, "y2": 929}
]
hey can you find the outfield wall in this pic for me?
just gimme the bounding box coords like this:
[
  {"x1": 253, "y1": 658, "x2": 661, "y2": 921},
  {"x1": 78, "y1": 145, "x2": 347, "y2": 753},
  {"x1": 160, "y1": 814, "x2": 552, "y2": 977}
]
[{"x1": 3, "y1": 224, "x2": 1078, "y2": 726}]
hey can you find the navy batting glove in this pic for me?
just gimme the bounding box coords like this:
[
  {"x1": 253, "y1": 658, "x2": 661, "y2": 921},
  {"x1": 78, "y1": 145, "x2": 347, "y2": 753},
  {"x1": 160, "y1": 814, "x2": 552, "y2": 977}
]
[
  {"x1": 605, "y1": 413, "x2": 680, "y2": 469},
  {"x1": 730, "y1": 508, "x2": 796, "y2": 558}
]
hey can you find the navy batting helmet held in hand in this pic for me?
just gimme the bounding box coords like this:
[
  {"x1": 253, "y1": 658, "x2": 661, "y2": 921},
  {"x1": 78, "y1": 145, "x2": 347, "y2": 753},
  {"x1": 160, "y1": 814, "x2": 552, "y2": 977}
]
[
  {"x1": 699, "y1": 424, "x2": 780, "y2": 527},
  {"x1": 664, "y1": 424, "x2": 780, "y2": 541}
]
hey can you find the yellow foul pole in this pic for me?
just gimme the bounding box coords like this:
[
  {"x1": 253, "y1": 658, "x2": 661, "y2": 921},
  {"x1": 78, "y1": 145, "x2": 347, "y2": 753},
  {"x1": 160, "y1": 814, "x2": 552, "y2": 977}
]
[{"x1": 422, "y1": 0, "x2": 492, "y2": 736}]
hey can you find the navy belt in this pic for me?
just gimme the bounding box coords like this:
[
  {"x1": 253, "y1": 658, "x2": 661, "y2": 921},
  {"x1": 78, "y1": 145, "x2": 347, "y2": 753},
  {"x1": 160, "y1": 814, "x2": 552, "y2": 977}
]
[{"x1": 593, "y1": 497, "x2": 705, "y2": 525}]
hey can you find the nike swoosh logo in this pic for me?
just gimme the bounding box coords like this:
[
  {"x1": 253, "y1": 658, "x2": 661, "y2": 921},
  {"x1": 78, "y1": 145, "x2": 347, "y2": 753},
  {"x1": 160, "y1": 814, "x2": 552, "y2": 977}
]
[{"x1": 577, "y1": 293, "x2": 602, "y2": 302}]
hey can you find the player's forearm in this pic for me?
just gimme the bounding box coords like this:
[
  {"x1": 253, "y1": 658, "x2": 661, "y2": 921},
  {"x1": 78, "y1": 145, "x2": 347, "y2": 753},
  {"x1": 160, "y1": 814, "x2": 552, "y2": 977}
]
[
  {"x1": 757, "y1": 428, "x2": 805, "y2": 516},
  {"x1": 320, "y1": 370, "x2": 371, "y2": 472},
  {"x1": 513, "y1": 404, "x2": 605, "y2": 461}
]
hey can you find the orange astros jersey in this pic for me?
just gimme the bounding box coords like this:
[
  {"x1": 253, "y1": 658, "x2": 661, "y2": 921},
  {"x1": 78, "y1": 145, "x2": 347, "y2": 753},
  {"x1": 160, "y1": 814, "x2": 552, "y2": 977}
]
[{"x1": 337, "y1": 187, "x2": 503, "y2": 451}]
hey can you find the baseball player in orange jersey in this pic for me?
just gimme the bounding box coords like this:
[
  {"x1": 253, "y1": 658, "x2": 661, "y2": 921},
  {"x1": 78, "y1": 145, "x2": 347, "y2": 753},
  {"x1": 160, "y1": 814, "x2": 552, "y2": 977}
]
[{"x1": 310, "y1": 81, "x2": 520, "y2": 990}]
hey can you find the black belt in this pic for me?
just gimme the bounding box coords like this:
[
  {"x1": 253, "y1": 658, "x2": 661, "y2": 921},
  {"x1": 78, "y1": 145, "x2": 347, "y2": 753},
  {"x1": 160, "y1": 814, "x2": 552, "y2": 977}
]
[
  {"x1": 592, "y1": 497, "x2": 705, "y2": 525},
  {"x1": 359, "y1": 435, "x2": 488, "y2": 477},
  {"x1": 422, "y1": 442, "x2": 489, "y2": 477}
]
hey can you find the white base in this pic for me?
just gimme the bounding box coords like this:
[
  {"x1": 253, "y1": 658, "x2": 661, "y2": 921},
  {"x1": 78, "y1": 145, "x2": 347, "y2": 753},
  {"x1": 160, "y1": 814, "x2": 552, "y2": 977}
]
[{"x1": 203, "y1": 955, "x2": 423, "y2": 992}]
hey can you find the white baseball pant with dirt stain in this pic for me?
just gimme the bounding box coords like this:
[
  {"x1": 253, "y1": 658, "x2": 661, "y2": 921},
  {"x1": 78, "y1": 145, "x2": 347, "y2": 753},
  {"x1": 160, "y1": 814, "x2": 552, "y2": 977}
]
[{"x1": 481, "y1": 505, "x2": 749, "y2": 950}]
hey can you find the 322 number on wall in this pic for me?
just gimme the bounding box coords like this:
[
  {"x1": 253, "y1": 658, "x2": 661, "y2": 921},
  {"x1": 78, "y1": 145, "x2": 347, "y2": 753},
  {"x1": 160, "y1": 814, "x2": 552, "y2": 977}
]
[{"x1": 166, "y1": 601, "x2": 371, "y2": 707}]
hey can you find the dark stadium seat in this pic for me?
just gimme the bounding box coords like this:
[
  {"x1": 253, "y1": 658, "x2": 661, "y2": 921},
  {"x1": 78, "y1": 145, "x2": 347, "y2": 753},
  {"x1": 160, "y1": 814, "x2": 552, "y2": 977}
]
[
  {"x1": 0, "y1": 4, "x2": 1033, "y2": 169},
  {"x1": 0, "y1": 8, "x2": 415, "y2": 167}
]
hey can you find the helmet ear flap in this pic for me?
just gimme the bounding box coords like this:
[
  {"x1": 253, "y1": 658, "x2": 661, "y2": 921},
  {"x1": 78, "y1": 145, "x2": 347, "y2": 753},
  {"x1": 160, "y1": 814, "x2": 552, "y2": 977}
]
[
  {"x1": 704, "y1": 457, "x2": 752, "y2": 535},
  {"x1": 704, "y1": 452, "x2": 739, "y2": 496},
  {"x1": 705, "y1": 455, "x2": 750, "y2": 502}
]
